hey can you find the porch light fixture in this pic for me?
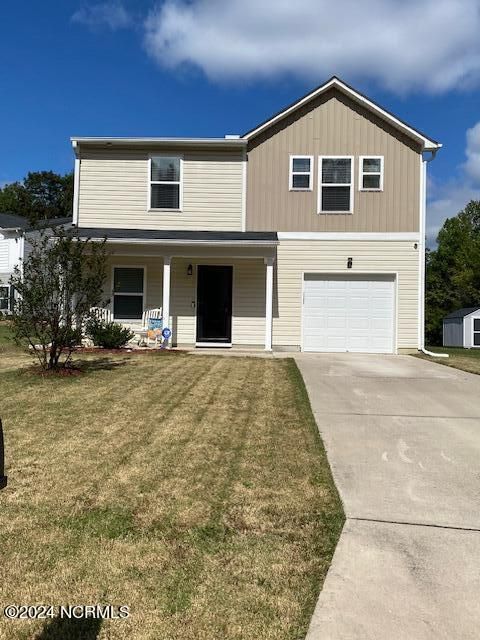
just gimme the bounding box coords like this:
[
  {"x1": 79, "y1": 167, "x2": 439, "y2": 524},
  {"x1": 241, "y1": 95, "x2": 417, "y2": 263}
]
[
  {"x1": 187, "y1": 264, "x2": 193, "y2": 276},
  {"x1": 347, "y1": 257, "x2": 353, "y2": 269}
]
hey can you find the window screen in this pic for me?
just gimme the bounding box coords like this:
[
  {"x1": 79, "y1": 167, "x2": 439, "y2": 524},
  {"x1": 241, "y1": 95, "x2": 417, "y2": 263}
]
[
  {"x1": 319, "y1": 157, "x2": 353, "y2": 212},
  {"x1": 150, "y1": 156, "x2": 182, "y2": 209},
  {"x1": 360, "y1": 157, "x2": 383, "y2": 190},
  {"x1": 114, "y1": 268, "x2": 144, "y2": 294},
  {"x1": 290, "y1": 156, "x2": 313, "y2": 190},
  {"x1": 113, "y1": 268, "x2": 144, "y2": 320},
  {"x1": 0, "y1": 286, "x2": 9, "y2": 310}
]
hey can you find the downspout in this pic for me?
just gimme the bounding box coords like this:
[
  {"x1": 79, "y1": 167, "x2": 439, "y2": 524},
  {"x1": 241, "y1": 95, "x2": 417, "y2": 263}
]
[{"x1": 419, "y1": 149, "x2": 448, "y2": 358}]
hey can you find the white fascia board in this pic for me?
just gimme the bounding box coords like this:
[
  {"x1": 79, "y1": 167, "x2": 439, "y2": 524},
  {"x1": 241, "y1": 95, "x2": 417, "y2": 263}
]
[
  {"x1": 277, "y1": 232, "x2": 420, "y2": 241},
  {"x1": 243, "y1": 77, "x2": 441, "y2": 151}
]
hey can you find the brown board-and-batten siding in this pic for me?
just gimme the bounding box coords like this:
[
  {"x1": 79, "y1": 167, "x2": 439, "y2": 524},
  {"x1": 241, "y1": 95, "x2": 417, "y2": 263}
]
[
  {"x1": 78, "y1": 147, "x2": 244, "y2": 231},
  {"x1": 246, "y1": 88, "x2": 422, "y2": 232}
]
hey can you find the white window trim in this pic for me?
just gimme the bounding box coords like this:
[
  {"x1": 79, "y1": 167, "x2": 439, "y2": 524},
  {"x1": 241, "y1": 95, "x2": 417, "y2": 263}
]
[
  {"x1": 0, "y1": 284, "x2": 10, "y2": 312},
  {"x1": 472, "y1": 316, "x2": 480, "y2": 348},
  {"x1": 111, "y1": 265, "x2": 146, "y2": 322},
  {"x1": 359, "y1": 155, "x2": 384, "y2": 192},
  {"x1": 289, "y1": 155, "x2": 314, "y2": 191},
  {"x1": 318, "y1": 156, "x2": 354, "y2": 214},
  {"x1": 148, "y1": 154, "x2": 183, "y2": 212}
]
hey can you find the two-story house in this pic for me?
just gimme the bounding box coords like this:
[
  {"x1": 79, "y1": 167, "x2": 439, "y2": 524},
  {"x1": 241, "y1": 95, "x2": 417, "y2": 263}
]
[
  {"x1": 71, "y1": 77, "x2": 441, "y2": 353},
  {"x1": 0, "y1": 214, "x2": 71, "y2": 313}
]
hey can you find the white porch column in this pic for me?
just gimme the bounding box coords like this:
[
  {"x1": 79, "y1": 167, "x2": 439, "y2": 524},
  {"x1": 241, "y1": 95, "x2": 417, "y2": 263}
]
[
  {"x1": 163, "y1": 256, "x2": 171, "y2": 343},
  {"x1": 264, "y1": 257, "x2": 274, "y2": 351}
]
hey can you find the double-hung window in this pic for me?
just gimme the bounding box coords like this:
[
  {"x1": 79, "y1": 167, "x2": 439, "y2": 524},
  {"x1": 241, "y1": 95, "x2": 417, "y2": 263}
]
[
  {"x1": 289, "y1": 155, "x2": 313, "y2": 190},
  {"x1": 149, "y1": 155, "x2": 183, "y2": 210},
  {"x1": 318, "y1": 156, "x2": 354, "y2": 213},
  {"x1": 473, "y1": 318, "x2": 480, "y2": 347},
  {"x1": 113, "y1": 267, "x2": 145, "y2": 320},
  {"x1": 0, "y1": 285, "x2": 10, "y2": 312},
  {"x1": 359, "y1": 156, "x2": 383, "y2": 191}
]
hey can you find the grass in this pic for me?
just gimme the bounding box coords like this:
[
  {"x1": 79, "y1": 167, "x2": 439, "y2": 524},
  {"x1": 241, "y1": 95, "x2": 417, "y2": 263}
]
[
  {"x1": 0, "y1": 347, "x2": 343, "y2": 640},
  {"x1": 415, "y1": 346, "x2": 480, "y2": 375},
  {"x1": 0, "y1": 320, "x2": 15, "y2": 349}
]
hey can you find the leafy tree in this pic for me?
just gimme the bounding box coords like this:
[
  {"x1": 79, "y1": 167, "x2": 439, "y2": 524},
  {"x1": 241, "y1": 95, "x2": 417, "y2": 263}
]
[
  {"x1": 0, "y1": 171, "x2": 73, "y2": 223},
  {"x1": 426, "y1": 200, "x2": 480, "y2": 344},
  {"x1": 9, "y1": 226, "x2": 107, "y2": 370}
]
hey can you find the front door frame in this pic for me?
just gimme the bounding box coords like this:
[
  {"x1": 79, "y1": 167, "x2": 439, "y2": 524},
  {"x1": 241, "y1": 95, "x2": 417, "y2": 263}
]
[{"x1": 195, "y1": 264, "x2": 234, "y2": 347}]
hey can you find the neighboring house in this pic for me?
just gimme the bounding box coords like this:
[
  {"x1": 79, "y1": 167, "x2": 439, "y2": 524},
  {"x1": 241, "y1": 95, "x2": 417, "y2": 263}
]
[
  {"x1": 0, "y1": 214, "x2": 29, "y2": 313},
  {"x1": 71, "y1": 76, "x2": 441, "y2": 353},
  {"x1": 0, "y1": 213, "x2": 71, "y2": 313},
  {"x1": 443, "y1": 307, "x2": 480, "y2": 348}
]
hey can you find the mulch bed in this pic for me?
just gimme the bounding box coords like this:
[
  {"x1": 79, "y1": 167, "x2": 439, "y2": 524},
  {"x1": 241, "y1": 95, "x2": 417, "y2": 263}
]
[{"x1": 73, "y1": 347, "x2": 186, "y2": 355}]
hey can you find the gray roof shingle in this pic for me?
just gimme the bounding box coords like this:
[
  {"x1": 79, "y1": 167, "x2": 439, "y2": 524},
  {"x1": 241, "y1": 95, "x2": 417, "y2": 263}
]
[{"x1": 444, "y1": 307, "x2": 480, "y2": 320}]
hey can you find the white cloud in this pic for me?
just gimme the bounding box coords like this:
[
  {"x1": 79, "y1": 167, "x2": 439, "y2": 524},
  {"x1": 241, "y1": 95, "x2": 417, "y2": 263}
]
[
  {"x1": 427, "y1": 121, "x2": 480, "y2": 246},
  {"x1": 144, "y1": 0, "x2": 480, "y2": 93},
  {"x1": 72, "y1": 3, "x2": 131, "y2": 30},
  {"x1": 464, "y1": 122, "x2": 480, "y2": 182}
]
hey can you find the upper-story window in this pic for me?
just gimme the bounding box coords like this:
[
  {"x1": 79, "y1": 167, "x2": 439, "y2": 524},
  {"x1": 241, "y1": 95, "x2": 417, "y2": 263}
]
[
  {"x1": 149, "y1": 155, "x2": 183, "y2": 210},
  {"x1": 359, "y1": 156, "x2": 383, "y2": 191},
  {"x1": 289, "y1": 155, "x2": 313, "y2": 191},
  {"x1": 318, "y1": 156, "x2": 353, "y2": 213}
]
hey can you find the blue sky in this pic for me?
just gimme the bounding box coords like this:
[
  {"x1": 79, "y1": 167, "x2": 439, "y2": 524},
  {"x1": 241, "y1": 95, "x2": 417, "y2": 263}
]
[{"x1": 1, "y1": 0, "x2": 480, "y2": 243}]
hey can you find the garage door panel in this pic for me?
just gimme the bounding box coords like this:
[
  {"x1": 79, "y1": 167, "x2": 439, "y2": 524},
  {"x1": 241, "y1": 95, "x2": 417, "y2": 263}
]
[{"x1": 303, "y1": 274, "x2": 395, "y2": 353}]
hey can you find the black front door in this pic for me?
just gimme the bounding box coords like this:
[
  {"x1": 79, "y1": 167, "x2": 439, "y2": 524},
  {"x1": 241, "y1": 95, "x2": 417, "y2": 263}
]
[{"x1": 196, "y1": 266, "x2": 232, "y2": 343}]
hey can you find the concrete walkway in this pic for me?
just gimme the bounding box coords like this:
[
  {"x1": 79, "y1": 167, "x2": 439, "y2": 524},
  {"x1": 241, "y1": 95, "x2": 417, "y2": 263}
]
[{"x1": 294, "y1": 353, "x2": 480, "y2": 640}]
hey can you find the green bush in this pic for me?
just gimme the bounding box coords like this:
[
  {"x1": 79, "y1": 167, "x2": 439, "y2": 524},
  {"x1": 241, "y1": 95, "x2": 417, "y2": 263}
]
[{"x1": 85, "y1": 318, "x2": 134, "y2": 349}]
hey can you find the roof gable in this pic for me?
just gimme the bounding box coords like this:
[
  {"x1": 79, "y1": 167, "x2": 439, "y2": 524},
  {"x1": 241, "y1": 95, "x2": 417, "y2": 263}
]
[{"x1": 242, "y1": 76, "x2": 441, "y2": 151}]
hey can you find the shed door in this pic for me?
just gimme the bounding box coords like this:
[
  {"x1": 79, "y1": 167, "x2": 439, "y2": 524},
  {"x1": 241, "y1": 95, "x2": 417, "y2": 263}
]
[{"x1": 302, "y1": 274, "x2": 395, "y2": 353}]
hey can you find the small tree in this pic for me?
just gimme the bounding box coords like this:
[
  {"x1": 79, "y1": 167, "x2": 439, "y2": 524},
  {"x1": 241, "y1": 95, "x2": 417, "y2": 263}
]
[{"x1": 10, "y1": 226, "x2": 107, "y2": 370}]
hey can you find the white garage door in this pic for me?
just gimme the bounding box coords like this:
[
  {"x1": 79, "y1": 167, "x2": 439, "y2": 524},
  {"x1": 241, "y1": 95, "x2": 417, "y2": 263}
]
[{"x1": 302, "y1": 274, "x2": 395, "y2": 353}]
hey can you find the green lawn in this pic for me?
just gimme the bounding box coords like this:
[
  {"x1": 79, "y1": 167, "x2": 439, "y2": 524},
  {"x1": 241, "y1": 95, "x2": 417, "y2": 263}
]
[
  {"x1": 0, "y1": 321, "x2": 15, "y2": 349},
  {"x1": 0, "y1": 349, "x2": 343, "y2": 640},
  {"x1": 415, "y1": 346, "x2": 480, "y2": 375}
]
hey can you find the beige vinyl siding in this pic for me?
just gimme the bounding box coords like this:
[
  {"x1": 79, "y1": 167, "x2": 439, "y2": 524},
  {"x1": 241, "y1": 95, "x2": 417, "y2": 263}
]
[
  {"x1": 104, "y1": 255, "x2": 164, "y2": 317},
  {"x1": 103, "y1": 252, "x2": 265, "y2": 346},
  {"x1": 247, "y1": 88, "x2": 421, "y2": 232},
  {"x1": 274, "y1": 240, "x2": 419, "y2": 350},
  {"x1": 78, "y1": 148, "x2": 243, "y2": 231},
  {"x1": 172, "y1": 257, "x2": 265, "y2": 346}
]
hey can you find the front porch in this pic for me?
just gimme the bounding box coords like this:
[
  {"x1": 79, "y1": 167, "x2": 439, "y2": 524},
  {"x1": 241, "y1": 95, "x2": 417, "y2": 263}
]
[{"x1": 79, "y1": 229, "x2": 278, "y2": 351}]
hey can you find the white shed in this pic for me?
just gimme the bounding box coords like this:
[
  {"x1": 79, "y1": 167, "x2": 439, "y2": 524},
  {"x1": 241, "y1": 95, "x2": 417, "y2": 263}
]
[{"x1": 443, "y1": 307, "x2": 480, "y2": 348}]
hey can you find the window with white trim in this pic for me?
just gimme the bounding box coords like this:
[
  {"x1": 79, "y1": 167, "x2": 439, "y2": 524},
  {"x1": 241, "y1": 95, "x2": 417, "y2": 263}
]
[
  {"x1": 359, "y1": 156, "x2": 383, "y2": 191},
  {"x1": 149, "y1": 155, "x2": 182, "y2": 210},
  {"x1": 289, "y1": 155, "x2": 313, "y2": 190},
  {"x1": 473, "y1": 318, "x2": 480, "y2": 347},
  {"x1": 0, "y1": 285, "x2": 10, "y2": 312},
  {"x1": 319, "y1": 157, "x2": 353, "y2": 213},
  {"x1": 113, "y1": 267, "x2": 144, "y2": 320}
]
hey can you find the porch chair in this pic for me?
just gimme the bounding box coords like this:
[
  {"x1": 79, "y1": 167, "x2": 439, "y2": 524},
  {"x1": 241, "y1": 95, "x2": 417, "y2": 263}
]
[{"x1": 137, "y1": 308, "x2": 163, "y2": 346}]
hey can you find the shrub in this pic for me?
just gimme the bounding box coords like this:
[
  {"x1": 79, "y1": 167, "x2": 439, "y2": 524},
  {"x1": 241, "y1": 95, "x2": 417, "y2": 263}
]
[
  {"x1": 85, "y1": 318, "x2": 134, "y2": 349},
  {"x1": 10, "y1": 225, "x2": 107, "y2": 370}
]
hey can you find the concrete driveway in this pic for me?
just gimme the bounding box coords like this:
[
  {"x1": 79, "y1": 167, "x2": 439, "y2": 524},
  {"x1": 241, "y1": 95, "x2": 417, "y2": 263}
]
[{"x1": 295, "y1": 354, "x2": 480, "y2": 640}]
